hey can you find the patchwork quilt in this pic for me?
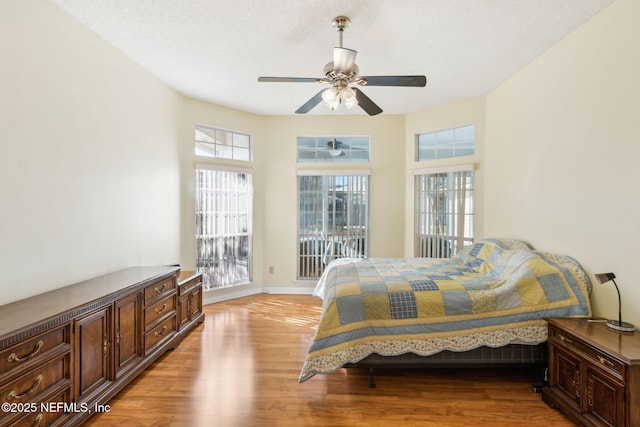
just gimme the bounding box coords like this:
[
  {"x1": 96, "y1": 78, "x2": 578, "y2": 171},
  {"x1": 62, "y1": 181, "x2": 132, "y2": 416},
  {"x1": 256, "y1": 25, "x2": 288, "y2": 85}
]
[{"x1": 299, "y1": 239, "x2": 592, "y2": 382}]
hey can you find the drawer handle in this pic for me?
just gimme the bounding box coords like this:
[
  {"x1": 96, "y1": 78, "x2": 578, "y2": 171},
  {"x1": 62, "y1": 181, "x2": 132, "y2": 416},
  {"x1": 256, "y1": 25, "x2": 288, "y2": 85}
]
[
  {"x1": 597, "y1": 355, "x2": 614, "y2": 367},
  {"x1": 154, "y1": 303, "x2": 168, "y2": 314},
  {"x1": 559, "y1": 335, "x2": 572, "y2": 344},
  {"x1": 154, "y1": 326, "x2": 168, "y2": 337},
  {"x1": 33, "y1": 413, "x2": 44, "y2": 427},
  {"x1": 7, "y1": 340, "x2": 44, "y2": 363},
  {"x1": 7, "y1": 374, "x2": 44, "y2": 401},
  {"x1": 154, "y1": 283, "x2": 168, "y2": 294}
]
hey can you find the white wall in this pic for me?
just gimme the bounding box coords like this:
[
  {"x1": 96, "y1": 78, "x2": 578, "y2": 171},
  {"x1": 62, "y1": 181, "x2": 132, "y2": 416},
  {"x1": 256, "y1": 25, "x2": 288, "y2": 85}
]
[
  {"x1": 174, "y1": 113, "x2": 405, "y2": 295},
  {"x1": 0, "y1": 0, "x2": 182, "y2": 304},
  {"x1": 0, "y1": 0, "x2": 406, "y2": 305},
  {"x1": 248, "y1": 115, "x2": 406, "y2": 289},
  {"x1": 177, "y1": 97, "x2": 267, "y2": 300},
  {"x1": 484, "y1": 0, "x2": 640, "y2": 326}
]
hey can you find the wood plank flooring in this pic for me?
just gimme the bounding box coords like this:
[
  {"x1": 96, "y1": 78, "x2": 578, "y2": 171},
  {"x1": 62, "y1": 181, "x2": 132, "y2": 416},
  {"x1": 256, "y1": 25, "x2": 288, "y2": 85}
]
[{"x1": 85, "y1": 294, "x2": 575, "y2": 426}]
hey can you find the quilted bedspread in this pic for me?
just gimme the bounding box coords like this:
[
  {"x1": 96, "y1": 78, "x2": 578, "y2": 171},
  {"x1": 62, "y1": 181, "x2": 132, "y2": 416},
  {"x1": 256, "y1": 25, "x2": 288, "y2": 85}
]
[{"x1": 299, "y1": 239, "x2": 592, "y2": 382}]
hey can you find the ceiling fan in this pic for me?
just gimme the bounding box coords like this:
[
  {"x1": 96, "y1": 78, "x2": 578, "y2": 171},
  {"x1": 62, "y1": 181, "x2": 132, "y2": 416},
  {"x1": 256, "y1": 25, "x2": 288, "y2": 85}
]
[
  {"x1": 297, "y1": 138, "x2": 360, "y2": 158},
  {"x1": 258, "y1": 16, "x2": 427, "y2": 116},
  {"x1": 326, "y1": 139, "x2": 349, "y2": 157},
  {"x1": 315, "y1": 138, "x2": 360, "y2": 157}
]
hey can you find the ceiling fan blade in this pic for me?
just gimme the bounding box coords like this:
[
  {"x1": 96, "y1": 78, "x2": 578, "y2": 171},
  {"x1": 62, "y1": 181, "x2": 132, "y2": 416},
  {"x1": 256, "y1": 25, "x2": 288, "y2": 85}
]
[
  {"x1": 352, "y1": 88, "x2": 383, "y2": 116},
  {"x1": 258, "y1": 77, "x2": 319, "y2": 83},
  {"x1": 333, "y1": 47, "x2": 357, "y2": 75},
  {"x1": 359, "y1": 75, "x2": 427, "y2": 87},
  {"x1": 295, "y1": 90, "x2": 325, "y2": 114}
]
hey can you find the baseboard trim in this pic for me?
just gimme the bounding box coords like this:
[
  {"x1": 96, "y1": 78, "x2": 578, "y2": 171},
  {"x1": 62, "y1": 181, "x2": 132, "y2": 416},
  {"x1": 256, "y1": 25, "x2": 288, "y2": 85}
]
[
  {"x1": 202, "y1": 286, "x2": 263, "y2": 305},
  {"x1": 264, "y1": 286, "x2": 315, "y2": 295},
  {"x1": 202, "y1": 283, "x2": 316, "y2": 305}
]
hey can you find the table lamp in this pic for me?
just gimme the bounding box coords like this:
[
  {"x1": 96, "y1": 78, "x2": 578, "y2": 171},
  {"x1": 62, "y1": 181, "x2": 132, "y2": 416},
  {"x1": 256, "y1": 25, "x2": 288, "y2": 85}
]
[{"x1": 595, "y1": 272, "x2": 635, "y2": 332}]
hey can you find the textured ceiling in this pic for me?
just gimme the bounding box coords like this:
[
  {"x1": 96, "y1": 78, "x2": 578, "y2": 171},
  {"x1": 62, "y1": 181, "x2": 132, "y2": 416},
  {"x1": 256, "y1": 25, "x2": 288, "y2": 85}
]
[{"x1": 49, "y1": 0, "x2": 615, "y2": 116}]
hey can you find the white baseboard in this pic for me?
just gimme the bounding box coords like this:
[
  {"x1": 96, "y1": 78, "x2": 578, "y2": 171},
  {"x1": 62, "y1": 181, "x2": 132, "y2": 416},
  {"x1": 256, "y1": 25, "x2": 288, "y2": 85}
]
[
  {"x1": 202, "y1": 285, "x2": 263, "y2": 305},
  {"x1": 202, "y1": 283, "x2": 316, "y2": 305},
  {"x1": 264, "y1": 286, "x2": 315, "y2": 295}
]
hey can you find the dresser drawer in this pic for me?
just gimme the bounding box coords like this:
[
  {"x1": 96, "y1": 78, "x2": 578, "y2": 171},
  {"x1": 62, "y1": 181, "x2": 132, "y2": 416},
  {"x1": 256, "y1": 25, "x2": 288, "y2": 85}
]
[
  {"x1": 8, "y1": 386, "x2": 71, "y2": 427},
  {"x1": 144, "y1": 277, "x2": 176, "y2": 303},
  {"x1": 550, "y1": 325, "x2": 625, "y2": 380},
  {"x1": 0, "y1": 326, "x2": 71, "y2": 380},
  {"x1": 144, "y1": 316, "x2": 176, "y2": 355},
  {"x1": 144, "y1": 294, "x2": 176, "y2": 330},
  {"x1": 0, "y1": 353, "x2": 70, "y2": 409},
  {"x1": 178, "y1": 273, "x2": 202, "y2": 296}
]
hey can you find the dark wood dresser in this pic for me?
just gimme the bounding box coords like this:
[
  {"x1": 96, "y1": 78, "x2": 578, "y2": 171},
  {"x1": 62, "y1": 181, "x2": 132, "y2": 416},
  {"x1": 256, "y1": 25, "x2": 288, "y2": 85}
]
[
  {"x1": 177, "y1": 271, "x2": 204, "y2": 335},
  {"x1": 0, "y1": 267, "x2": 204, "y2": 427},
  {"x1": 542, "y1": 317, "x2": 640, "y2": 427}
]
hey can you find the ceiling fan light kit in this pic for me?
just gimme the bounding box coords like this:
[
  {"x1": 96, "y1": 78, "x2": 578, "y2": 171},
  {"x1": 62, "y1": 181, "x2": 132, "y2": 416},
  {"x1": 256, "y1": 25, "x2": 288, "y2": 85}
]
[
  {"x1": 322, "y1": 84, "x2": 357, "y2": 110},
  {"x1": 258, "y1": 16, "x2": 427, "y2": 116}
]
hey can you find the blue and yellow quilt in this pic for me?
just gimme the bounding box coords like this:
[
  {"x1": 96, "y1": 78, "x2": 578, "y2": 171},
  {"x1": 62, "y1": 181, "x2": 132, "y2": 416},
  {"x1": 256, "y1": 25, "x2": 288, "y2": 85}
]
[{"x1": 300, "y1": 239, "x2": 592, "y2": 381}]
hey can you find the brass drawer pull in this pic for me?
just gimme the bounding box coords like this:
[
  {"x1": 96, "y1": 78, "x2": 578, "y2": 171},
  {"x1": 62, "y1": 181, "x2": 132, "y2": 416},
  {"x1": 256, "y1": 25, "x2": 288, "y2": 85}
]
[
  {"x1": 154, "y1": 326, "x2": 168, "y2": 337},
  {"x1": 154, "y1": 283, "x2": 168, "y2": 294},
  {"x1": 597, "y1": 355, "x2": 614, "y2": 367},
  {"x1": 7, "y1": 340, "x2": 44, "y2": 363},
  {"x1": 33, "y1": 413, "x2": 44, "y2": 427},
  {"x1": 559, "y1": 334, "x2": 572, "y2": 344},
  {"x1": 154, "y1": 303, "x2": 168, "y2": 314},
  {"x1": 7, "y1": 374, "x2": 44, "y2": 401}
]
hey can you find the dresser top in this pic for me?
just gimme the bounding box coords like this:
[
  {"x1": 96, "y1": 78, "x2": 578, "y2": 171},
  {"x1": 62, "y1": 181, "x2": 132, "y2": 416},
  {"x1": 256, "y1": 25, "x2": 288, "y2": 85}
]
[
  {"x1": 547, "y1": 317, "x2": 640, "y2": 363},
  {"x1": 0, "y1": 266, "x2": 179, "y2": 343},
  {"x1": 177, "y1": 270, "x2": 200, "y2": 284}
]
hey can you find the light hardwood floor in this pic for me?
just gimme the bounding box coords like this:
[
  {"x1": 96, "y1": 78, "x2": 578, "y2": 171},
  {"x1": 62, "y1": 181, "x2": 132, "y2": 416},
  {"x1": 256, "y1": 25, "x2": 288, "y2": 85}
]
[{"x1": 85, "y1": 294, "x2": 574, "y2": 426}]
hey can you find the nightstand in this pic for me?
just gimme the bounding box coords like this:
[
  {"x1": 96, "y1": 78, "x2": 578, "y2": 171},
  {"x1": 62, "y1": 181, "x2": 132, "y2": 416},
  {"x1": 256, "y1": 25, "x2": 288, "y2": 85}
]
[{"x1": 542, "y1": 318, "x2": 640, "y2": 427}]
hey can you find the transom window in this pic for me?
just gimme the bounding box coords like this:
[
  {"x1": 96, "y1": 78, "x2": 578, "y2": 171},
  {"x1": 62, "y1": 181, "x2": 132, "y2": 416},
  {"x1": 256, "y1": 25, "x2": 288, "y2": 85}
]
[
  {"x1": 416, "y1": 125, "x2": 475, "y2": 161},
  {"x1": 196, "y1": 124, "x2": 252, "y2": 161},
  {"x1": 297, "y1": 136, "x2": 369, "y2": 163}
]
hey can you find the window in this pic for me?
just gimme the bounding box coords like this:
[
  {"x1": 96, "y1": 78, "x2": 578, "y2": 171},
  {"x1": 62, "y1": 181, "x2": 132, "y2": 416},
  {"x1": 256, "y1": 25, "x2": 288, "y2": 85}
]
[
  {"x1": 195, "y1": 125, "x2": 252, "y2": 161},
  {"x1": 195, "y1": 165, "x2": 253, "y2": 289},
  {"x1": 297, "y1": 136, "x2": 369, "y2": 163},
  {"x1": 416, "y1": 125, "x2": 475, "y2": 161},
  {"x1": 414, "y1": 166, "x2": 474, "y2": 258},
  {"x1": 298, "y1": 172, "x2": 369, "y2": 280}
]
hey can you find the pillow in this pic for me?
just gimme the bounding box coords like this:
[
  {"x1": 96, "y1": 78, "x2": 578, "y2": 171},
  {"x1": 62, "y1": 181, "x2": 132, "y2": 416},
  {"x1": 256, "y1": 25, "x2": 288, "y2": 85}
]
[
  {"x1": 476, "y1": 238, "x2": 532, "y2": 250},
  {"x1": 453, "y1": 238, "x2": 531, "y2": 260}
]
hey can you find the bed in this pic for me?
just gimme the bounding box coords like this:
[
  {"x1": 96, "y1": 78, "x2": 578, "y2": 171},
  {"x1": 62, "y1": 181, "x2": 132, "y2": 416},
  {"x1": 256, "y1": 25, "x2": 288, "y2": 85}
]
[{"x1": 299, "y1": 238, "x2": 592, "y2": 383}]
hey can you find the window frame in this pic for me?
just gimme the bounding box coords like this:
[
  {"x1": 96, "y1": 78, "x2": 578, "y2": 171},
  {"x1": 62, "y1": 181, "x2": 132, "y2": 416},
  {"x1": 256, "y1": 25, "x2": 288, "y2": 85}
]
[
  {"x1": 416, "y1": 124, "x2": 475, "y2": 161},
  {"x1": 195, "y1": 124, "x2": 253, "y2": 162},
  {"x1": 296, "y1": 169, "x2": 370, "y2": 280},
  {"x1": 297, "y1": 136, "x2": 370, "y2": 163},
  {"x1": 413, "y1": 164, "x2": 475, "y2": 258},
  {"x1": 194, "y1": 163, "x2": 254, "y2": 290}
]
